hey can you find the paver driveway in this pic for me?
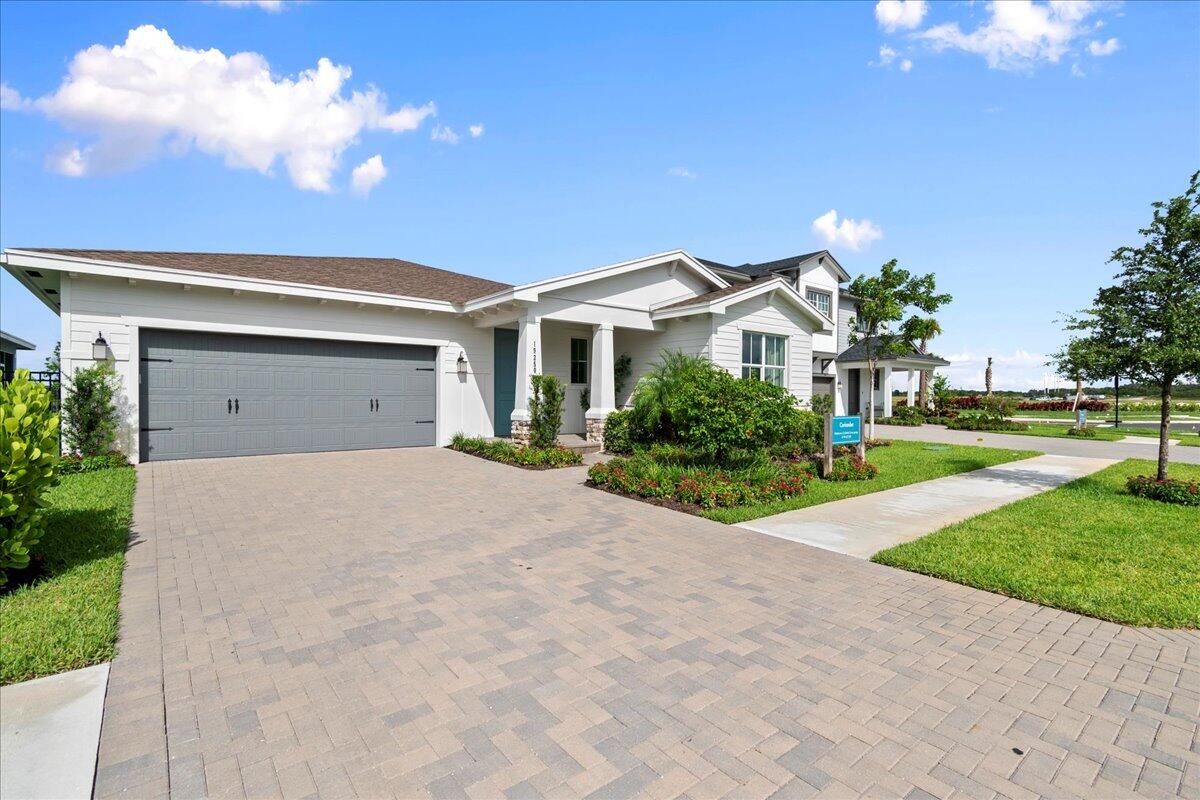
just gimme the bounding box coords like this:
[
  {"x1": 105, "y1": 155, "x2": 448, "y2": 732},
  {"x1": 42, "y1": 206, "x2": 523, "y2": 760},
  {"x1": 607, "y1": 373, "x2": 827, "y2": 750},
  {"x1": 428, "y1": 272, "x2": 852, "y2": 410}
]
[{"x1": 96, "y1": 447, "x2": 1199, "y2": 799}]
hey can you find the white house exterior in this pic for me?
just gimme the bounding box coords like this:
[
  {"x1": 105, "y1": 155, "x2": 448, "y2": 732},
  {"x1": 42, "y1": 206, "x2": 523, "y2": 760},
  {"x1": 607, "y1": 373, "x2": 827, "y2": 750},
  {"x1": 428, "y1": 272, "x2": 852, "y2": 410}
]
[{"x1": 2, "y1": 246, "x2": 943, "y2": 462}]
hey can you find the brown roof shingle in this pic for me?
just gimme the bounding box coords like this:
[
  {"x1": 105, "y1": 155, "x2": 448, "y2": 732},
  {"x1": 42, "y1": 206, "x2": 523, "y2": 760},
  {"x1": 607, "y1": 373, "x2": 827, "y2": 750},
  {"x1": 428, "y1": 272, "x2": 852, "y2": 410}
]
[{"x1": 18, "y1": 248, "x2": 511, "y2": 303}]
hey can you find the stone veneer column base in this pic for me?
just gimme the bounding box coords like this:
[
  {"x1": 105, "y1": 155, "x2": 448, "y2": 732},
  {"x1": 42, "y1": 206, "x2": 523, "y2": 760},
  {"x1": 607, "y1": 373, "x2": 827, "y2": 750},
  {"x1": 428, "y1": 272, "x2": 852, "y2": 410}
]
[
  {"x1": 511, "y1": 419, "x2": 532, "y2": 447},
  {"x1": 585, "y1": 416, "x2": 606, "y2": 446}
]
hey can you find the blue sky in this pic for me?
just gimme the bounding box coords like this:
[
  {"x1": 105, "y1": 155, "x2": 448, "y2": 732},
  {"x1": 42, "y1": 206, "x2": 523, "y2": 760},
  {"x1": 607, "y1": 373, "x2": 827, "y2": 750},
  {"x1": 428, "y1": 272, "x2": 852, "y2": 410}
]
[{"x1": 2, "y1": 0, "x2": 1197, "y2": 390}]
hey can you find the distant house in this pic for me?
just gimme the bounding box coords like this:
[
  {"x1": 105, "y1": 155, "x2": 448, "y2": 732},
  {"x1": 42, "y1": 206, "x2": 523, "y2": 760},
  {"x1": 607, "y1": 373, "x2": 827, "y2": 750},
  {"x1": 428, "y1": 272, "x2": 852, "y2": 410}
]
[
  {"x1": 2, "y1": 247, "x2": 946, "y2": 462},
  {"x1": 0, "y1": 329, "x2": 35, "y2": 383}
]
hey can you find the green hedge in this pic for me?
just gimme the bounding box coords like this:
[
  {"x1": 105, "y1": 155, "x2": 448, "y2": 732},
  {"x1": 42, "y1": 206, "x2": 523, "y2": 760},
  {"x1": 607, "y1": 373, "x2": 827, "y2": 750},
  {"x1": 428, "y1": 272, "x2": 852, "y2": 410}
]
[
  {"x1": 449, "y1": 433, "x2": 582, "y2": 469},
  {"x1": 1, "y1": 370, "x2": 61, "y2": 586}
]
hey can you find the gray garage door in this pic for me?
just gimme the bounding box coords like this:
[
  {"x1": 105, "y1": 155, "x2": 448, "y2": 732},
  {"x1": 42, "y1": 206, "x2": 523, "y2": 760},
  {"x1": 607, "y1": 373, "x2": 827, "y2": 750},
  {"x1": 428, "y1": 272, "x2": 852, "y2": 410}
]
[{"x1": 139, "y1": 330, "x2": 436, "y2": 462}]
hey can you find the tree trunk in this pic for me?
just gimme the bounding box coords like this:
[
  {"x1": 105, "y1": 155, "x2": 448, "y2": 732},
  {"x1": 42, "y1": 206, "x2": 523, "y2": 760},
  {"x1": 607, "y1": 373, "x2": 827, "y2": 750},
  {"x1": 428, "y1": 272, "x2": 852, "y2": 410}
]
[
  {"x1": 1072, "y1": 375, "x2": 1083, "y2": 411},
  {"x1": 919, "y1": 370, "x2": 930, "y2": 409},
  {"x1": 1158, "y1": 382, "x2": 1171, "y2": 481}
]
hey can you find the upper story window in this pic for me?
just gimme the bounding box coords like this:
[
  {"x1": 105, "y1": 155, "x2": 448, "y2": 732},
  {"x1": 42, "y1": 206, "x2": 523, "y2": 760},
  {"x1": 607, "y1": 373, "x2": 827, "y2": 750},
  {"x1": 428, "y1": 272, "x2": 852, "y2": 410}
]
[
  {"x1": 741, "y1": 331, "x2": 787, "y2": 387},
  {"x1": 570, "y1": 338, "x2": 588, "y2": 383},
  {"x1": 805, "y1": 288, "x2": 832, "y2": 318}
]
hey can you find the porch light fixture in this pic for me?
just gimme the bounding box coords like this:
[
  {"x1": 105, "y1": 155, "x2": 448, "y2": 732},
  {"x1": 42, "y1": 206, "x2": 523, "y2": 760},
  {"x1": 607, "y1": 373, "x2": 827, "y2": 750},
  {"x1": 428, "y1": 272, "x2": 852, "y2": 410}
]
[
  {"x1": 456, "y1": 351, "x2": 468, "y2": 375},
  {"x1": 92, "y1": 333, "x2": 109, "y2": 361}
]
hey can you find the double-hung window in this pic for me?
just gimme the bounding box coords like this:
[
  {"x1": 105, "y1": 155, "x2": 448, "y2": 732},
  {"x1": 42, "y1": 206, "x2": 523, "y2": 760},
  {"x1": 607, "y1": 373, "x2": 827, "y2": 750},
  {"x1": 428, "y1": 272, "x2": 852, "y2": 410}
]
[
  {"x1": 805, "y1": 288, "x2": 831, "y2": 318},
  {"x1": 570, "y1": 338, "x2": 588, "y2": 384},
  {"x1": 741, "y1": 331, "x2": 787, "y2": 387}
]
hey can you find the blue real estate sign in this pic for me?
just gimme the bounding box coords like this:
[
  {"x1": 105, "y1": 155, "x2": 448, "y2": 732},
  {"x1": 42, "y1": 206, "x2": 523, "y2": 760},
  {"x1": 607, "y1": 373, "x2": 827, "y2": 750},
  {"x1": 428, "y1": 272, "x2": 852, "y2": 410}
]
[{"x1": 831, "y1": 415, "x2": 862, "y2": 445}]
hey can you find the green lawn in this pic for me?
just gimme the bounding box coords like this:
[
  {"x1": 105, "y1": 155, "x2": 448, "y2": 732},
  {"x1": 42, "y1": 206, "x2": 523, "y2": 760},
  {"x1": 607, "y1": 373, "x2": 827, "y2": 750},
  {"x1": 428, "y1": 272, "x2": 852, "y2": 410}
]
[
  {"x1": 0, "y1": 468, "x2": 136, "y2": 685},
  {"x1": 999, "y1": 423, "x2": 1125, "y2": 441},
  {"x1": 702, "y1": 440, "x2": 1039, "y2": 524},
  {"x1": 873, "y1": 460, "x2": 1200, "y2": 629}
]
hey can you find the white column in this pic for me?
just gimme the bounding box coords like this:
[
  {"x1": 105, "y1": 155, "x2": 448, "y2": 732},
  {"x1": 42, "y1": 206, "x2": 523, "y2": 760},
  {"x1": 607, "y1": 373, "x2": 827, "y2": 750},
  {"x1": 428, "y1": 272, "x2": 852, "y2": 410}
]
[
  {"x1": 511, "y1": 312, "x2": 541, "y2": 423},
  {"x1": 882, "y1": 365, "x2": 893, "y2": 417},
  {"x1": 586, "y1": 322, "x2": 616, "y2": 419},
  {"x1": 907, "y1": 368, "x2": 916, "y2": 407}
]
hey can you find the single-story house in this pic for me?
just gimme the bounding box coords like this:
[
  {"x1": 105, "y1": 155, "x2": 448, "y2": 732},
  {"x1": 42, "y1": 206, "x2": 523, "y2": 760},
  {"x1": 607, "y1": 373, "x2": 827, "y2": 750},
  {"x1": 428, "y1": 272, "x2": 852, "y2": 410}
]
[{"x1": 1, "y1": 247, "x2": 945, "y2": 462}]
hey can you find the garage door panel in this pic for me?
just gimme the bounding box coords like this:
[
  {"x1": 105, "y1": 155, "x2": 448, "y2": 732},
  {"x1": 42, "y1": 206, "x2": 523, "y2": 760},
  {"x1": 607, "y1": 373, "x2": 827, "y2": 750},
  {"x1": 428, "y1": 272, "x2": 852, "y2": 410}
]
[{"x1": 140, "y1": 330, "x2": 436, "y2": 461}]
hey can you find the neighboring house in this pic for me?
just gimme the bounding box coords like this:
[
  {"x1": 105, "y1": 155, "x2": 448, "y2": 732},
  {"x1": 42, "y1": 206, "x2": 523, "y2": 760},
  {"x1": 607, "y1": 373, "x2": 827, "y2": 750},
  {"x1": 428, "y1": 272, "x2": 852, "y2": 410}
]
[
  {"x1": 0, "y1": 329, "x2": 36, "y2": 383},
  {"x1": 0, "y1": 247, "x2": 944, "y2": 462}
]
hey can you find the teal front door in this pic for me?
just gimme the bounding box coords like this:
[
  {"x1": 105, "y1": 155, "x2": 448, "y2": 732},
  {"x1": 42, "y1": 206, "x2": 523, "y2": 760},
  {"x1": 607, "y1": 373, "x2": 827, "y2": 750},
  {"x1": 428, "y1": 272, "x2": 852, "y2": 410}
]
[{"x1": 493, "y1": 328, "x2": 518, "y2": 436}]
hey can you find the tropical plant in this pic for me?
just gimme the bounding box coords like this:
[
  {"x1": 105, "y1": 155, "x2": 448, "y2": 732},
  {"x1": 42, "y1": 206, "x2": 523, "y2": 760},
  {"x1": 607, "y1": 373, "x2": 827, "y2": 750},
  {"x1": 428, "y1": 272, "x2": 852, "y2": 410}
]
[
  {"x1": 985, "y1": 357, "x2": 994, "y2": 397},
  {"x1": 902, "y1": 317, "x2": 943, "y2": 409},
  {"x1": 629, "y1": 351, "x2": 711, "y2": 439},
  {"x1": 62, "y1": 361, "x2": 121, "y2": 457},
  {"x1": 1, "y1": 370, "x2": 61, "y2": 586},
  {"x1": 579, "y1": 351, "x2": 634, "y2": 412},
  {"x1": 528, "y1": 374, "x2": 565, "y2": 448},
  {"x1": 666, "y1": 362, "x2": 800, "y2": 461},
  {"x1": 1050, "y1": 336, "x2": 1114, "y2": 413},
  {"x1": 1065, "y1": 171, "x2": 1200, "y2": 480},
  {"x1": 848, "y1": 260, "x2": 952, "y2": 438},
  {"x1": 930, "y1": 372, "x2": 954, "y2": 416}
]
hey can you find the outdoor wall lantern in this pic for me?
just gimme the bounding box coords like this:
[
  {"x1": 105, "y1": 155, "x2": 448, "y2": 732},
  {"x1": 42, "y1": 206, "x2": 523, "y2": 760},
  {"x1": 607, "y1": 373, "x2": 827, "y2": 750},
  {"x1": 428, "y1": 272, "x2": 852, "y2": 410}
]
[
  {"x1": 456, "y1": 351, "x2": 468, "y2": 375},
  {"x1": 92, "y1": 333, "x2": 109, "y2": 360}
]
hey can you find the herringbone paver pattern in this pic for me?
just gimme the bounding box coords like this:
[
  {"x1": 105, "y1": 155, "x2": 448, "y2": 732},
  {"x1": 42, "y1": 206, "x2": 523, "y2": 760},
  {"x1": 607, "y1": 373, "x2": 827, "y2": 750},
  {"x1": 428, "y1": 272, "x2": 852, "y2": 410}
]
[{"x1": 95, "y1": 447, "x2": 1199, "y2": 799}]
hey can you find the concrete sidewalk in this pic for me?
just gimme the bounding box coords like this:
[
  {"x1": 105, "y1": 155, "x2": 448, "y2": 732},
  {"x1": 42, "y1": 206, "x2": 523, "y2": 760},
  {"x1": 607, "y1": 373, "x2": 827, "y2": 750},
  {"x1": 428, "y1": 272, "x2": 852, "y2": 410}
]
[
  {"x1": 0, "y1": 663, "x2": 110, "y2": 800},
  {"x1": 737, "y1": 454, "x2": 1115, "y2": 558}
]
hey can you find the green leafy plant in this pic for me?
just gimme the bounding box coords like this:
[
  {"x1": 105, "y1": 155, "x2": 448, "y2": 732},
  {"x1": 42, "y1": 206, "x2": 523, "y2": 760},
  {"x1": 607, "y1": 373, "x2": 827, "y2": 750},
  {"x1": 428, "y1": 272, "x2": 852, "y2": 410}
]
[
  {"x1": 1125, "y1": 475, "x2": 1199, "y2": 506},
  {"x1": 62, "y1": 361, "x2": 121, "y2": 457},
  {"x1": 601, "y1": 409, "x2": 635, "y2": 454},
  {"x1": 826, "y1": 455, "x2": 880, "y2": 482},
  {"x1": 1066, "y1": 426, "x2": 1099, "y2": 439},
  {"x1": 57, "y1": 451, "x2": 131, "y2": 475},
  {"x1": 587, "y1": 452, "x2": 811, "y2": 510},
  {"x1": 809, "y1": 393, "x2": 834, "y2": 416},
  {"x1": 449, "y1": 433, "x2": 581, "y2": 469},
  {"x1": 528, "y1": 373, "x2": 565, "y2": 448},
  {"x1": 1, "y1": 370, "x2": 61, "y2": 586},
  {"x1": 667, "y1": 363, "x2": 800, "y2": 461},
  {"x1": 629, "y1": 351, "x2": 711, "y2": 439},
  {"x1": 946, "y1": 415, "x2": 1029, "y2": 432},
  {"x1": 579, "y1": 352, "x2": 633, "y2": 411}
]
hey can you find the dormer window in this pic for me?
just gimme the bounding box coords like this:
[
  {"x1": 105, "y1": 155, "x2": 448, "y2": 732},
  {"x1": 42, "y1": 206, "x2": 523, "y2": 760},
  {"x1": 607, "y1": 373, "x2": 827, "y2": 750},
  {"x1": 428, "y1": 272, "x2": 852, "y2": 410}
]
[{"x1": 805, "y1": 288, "x2": 831, "y2": 318}]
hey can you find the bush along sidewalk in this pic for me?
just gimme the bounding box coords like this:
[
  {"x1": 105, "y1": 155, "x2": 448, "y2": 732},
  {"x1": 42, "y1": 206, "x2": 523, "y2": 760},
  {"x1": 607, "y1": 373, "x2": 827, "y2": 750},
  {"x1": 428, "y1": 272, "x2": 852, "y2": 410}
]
[
  {"x1": 1, "y1": 370, "x2": 61, "y2": 587},
  {"x1": 449, "y1": 434, "x2": 582, "y2": 469},
  {"x1": 1126, "y1": 475, "x2": 1199, "y2": 506}
]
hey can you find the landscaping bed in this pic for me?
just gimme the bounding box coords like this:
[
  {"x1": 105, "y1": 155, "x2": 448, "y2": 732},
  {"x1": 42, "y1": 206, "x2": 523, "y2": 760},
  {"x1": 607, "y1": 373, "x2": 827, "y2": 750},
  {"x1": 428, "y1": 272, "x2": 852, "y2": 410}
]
[
  {"x1": 1, "y1": 467, "x2": 136, "y2": 685},
  {"x1": 873, "y1": 459, "x2": 1200, "y2": 629},
  {"x1": 449, "y1": 433, "x2": 582, "y2": 469}
]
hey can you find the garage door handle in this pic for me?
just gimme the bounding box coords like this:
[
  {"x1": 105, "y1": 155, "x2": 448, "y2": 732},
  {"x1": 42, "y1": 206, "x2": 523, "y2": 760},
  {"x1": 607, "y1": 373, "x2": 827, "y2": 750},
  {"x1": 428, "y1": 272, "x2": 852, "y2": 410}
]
[
  {"x1": 235, "y1": 398, "x2": 239, "y2": 414},
  {"x1": 228, "y1": 398, "x2": 232, "y2": 414},
  {"x1": 415, "y1": 419, "x2": 434, "y2": 424}
]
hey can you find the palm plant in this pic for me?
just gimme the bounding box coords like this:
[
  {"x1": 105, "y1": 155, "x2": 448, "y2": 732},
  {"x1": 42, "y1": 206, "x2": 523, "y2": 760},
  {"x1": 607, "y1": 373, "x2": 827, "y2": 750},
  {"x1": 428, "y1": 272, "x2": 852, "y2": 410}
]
[
  {"x1": 902, "y1": 316, "x2": 942, "y2": 409},
  {"x1": 629, "y1": 350, "x2": 711, "y2": 439}
]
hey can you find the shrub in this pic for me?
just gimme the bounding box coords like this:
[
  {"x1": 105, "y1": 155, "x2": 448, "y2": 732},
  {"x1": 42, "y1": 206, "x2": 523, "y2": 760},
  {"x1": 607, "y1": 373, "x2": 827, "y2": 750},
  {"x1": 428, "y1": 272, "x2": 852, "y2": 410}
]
[
  {"x1": 587, "y1": 452, "x2": 811, "y2": 509},
  {"x1": 1, "y1": 370, "x2": 61, "y2": 586},
  {"x1": 528, "y1": 374, "x2": 565, "y2": 448},
  {"x1": 629, "y1": 351, "x2": 711, "y2": 439},
  {"x1": 809, "y1": 393, "x2": 834, "y2": 416},
  {"x1": 946, "y1": 414, "x2": 1028, "y2": 432},
  {"x1": 893, "y1": 404, "x2": 926, "y2": 423},
  {"x1": 1017, "y1": 399, "x2": 1110, "y2": 412},
  {"x1": 601, "y1": 409, "x2": 635, "y2": 454},
  {"x1": 57, "y1": 451, "x2": 131, "y2": 475},
  {"x1": 667, "y1": 363, "x2": 799, "y2": 461},
  {"x1": 1066, "y1": 426, "x2": 1098, "y2": 439},
  {"x1": 826, "y1": 455, "x2": 879, "y2": 482},
  {"x1": 1126, "y1": 475, "x2": 1200, "y2": 506},
  {"x1": 62, "y1": 361, "x2": 120, "y2": 456},
  {"x1": 450, "y1": 433, "x2": 581, "y2": 469},
  {"x1": 876, "y1": 415, "x2": 922, "y2": 427}
]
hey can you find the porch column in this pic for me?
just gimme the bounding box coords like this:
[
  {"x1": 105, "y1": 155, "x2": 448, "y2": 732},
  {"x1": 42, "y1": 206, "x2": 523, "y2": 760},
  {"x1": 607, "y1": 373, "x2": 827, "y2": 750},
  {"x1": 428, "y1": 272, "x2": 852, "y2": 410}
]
[
  {"x1": 907, "y1": 368, "x2": 916, "y2": 407},
  {"x1": 585, "y1": 322, "x2": 616, "y2": 444},
  {"x1": 882, "y1": 365, "x2": 893, "y2": 418},
  {"x1": 510, "y1": 311, "x2": 541, "y2": 446}
]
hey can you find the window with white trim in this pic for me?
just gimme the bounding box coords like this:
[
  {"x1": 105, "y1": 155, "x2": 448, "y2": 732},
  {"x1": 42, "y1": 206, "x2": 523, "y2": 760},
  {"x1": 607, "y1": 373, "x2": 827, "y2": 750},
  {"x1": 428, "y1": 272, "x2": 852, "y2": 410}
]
[
  {"x1": 741, "y1": 331, "x2": 787, "y2": 387},
  {"x1": 805, "y1": 288, "x2": 831, "y2": 317}
]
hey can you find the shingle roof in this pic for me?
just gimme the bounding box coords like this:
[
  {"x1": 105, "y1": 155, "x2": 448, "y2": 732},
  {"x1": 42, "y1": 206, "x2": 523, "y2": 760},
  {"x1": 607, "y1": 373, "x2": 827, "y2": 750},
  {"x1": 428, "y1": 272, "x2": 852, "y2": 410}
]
[
  {"x1": 730, "y1": 251, "x2": 827, "y2": 278},
  {"x1": 657, "y1": 276, "x2": 781, "y2": 310},
  {"x1": 836, "y1": 336, "x2": 950, "y2": 365},
  {"x1": 17, "y1": 248, "x2": 511, "y2": 303}
]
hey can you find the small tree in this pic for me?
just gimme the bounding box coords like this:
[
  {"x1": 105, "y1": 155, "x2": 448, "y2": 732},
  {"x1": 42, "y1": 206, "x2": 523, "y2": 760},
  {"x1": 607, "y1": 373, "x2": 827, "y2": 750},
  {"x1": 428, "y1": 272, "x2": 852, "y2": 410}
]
[
  {"x1": 1067, "y1": 171, "x2": 1200, "y2": 480},
  {"x1": 1050, "y1": 336, "x2": 1112, "y2": 413},
  {"x1": 62, "y1": 361, "x2": 121, "y2": 456},
  {"x1": 901, "y1": 317, "x2": 942, "y2": 409},
  {"x1": 1, "y1": 370, "x2": 60, "y2": 586},
  {"x1": 848, "y1": 260, "x2": 952, "y2": 438},
  {"x1": 528, "y1": 374, "x2": 565, "y2": 448},
  {"x1": 44, "y1": 342, "x2": 61, "y2": 375}
]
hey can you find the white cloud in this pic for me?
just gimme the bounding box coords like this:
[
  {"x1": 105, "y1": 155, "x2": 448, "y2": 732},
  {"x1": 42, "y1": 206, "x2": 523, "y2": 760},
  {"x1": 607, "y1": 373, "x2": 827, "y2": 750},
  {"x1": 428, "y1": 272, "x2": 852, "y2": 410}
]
[
  {"x1": 430, "y1": 124, "x2": 460, "y2": 144},
  {"x1": 350, "y1": 154, "x2": 386, "y2": 196},
  {"x1": 212, "y1": 0, "x2": 290, "y2": 11},
  {"x1": 468, "y1": 123, "x2": 485, "y2": 138},
  {"x1": 0, "y1": 82, "x2": 31, "y2": 110},
  {"x1": 917, "y1": 1, "x2": 1106, "y2": 71},
  {"x1": 17, "y1": 25, "x2": 436, "y2": 190},
  {"x1": 811, "y1": 209, "x2": 883, "y2": 252},
  {"x1": 46, "y1": 143, "x2": 89, "y2": 177},
  {"x1": 1071, "y1": 63, "x2": 1086, "y2": 78},
  {"x1": 939, "y1": 349, "x2": 1072, "y2": 392},
  {"x1": 1088, "y1": 37, "x2": 1120, "y2": 56},
  {"x1": 900, "y1": 58, "x2": 913, "y2": 72},
  {"x1": 667, "y1": 166, "x2": 697, "y2": 179},
  {"x1": 875, "y1": 1, "x2": 928, "y2": 32},
  {"x1": 878, "y1": 45, "x2": 898, "y2": 65}
]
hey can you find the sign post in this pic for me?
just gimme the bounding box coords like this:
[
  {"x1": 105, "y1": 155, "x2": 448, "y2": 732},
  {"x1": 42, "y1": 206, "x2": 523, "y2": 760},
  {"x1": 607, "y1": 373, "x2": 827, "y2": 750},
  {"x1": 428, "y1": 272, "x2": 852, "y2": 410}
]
[
  {"x1": 824, "y1": 414, "x2": 863, "y2": 476},
  {"x1": 1076, "y1": 408, "x2": 1087, "y2": 430}
]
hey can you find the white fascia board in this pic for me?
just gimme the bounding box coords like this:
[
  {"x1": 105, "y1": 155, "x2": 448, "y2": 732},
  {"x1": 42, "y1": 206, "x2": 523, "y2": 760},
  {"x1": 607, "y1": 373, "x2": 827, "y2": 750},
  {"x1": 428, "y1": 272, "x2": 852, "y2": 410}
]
[
  {"x1": 0, "y1": 330, "x2": 36, "y2": 350},
  {"x1": 653, "y1": 278, "x2": 834, "y2": 331},
  {"x1": 460, "y1": 249, "x2": 728, "y2": 313},
  {"x1": 2, "y1": 250, "x2": 459, "y2": 314},
  {"x1": 1, "y1": 255, "x2": 61, "y2": 314}
]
